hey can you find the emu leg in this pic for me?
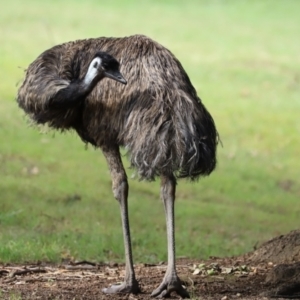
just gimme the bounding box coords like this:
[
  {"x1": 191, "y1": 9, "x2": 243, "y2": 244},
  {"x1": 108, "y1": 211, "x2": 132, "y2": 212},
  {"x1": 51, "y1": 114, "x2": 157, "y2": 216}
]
[
  {"x1": 101, "y1": 146, "x2": 140, "y2": 295},
  {"x1": 151, "y1": 175, "x2": 190, "y2": 298}
]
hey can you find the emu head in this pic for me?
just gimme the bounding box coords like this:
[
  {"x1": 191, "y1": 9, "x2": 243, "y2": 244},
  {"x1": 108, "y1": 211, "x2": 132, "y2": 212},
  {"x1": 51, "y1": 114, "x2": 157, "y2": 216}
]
[{"x1": 84, "y1": 52, "x2": 127, "y2": 86}]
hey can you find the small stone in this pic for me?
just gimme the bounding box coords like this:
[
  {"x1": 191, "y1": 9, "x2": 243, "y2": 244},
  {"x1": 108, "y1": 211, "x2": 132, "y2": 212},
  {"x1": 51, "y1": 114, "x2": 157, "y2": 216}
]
[
  {"x1": 222, "y1": 267, "x2": 233, "y2": 274},
  {"x1": 193, "y1": 268, "x2": 201, "y2": 275}
]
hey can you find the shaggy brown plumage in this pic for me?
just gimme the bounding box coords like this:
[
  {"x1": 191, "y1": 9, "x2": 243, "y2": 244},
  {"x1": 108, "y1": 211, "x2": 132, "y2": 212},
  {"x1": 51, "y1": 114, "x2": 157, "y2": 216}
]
[
  {"x1": 17, "y1": 34, "x2": 219, "y2": 298},
  {"x1": 17, "y1": 34, "x2": 218, "y2": 181}
]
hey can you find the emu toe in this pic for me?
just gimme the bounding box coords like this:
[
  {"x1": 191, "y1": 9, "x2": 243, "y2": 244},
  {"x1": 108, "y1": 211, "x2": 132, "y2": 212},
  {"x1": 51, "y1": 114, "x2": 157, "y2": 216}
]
[
  {"x1": 151, "y1": 275, "x2": 190, "y2": 298},
  {"x1": 102, "y1": 280, "x2": 140, "y2": 295}
]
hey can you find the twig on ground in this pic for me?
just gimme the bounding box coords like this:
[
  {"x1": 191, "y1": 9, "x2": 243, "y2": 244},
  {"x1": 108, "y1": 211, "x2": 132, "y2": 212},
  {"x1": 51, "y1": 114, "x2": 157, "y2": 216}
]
[
  {"x1": 72, "y1": 260, "x2": 97, "y2": 266},
  {"x1": 9, "y1": 267, "x2": 47, "y2": 277},
  {"x1": 0, "y1": 270, "x2": 9, "y2": 276}
]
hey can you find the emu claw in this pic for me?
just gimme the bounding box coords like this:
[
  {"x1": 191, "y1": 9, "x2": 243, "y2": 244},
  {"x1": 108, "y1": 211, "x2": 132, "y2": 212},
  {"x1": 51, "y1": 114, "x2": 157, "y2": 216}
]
[
  {"x1": 151, "y1": 277, "x2": 190, "y2": 298},
  {"x1": 102, "y1": 280, "x2": 140, "y2": 295}
]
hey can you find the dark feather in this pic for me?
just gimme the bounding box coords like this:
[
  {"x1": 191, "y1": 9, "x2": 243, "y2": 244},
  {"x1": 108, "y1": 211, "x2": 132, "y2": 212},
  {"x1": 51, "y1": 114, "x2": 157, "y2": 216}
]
[{"x1": 17, "y1": 34, "x2": 218, "y2": 180}]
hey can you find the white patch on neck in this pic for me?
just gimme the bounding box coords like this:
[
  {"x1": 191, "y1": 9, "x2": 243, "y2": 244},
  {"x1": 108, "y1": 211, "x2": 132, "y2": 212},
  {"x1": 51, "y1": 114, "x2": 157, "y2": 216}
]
[{"x1": 84, "y1": 57, "x2": 102, "y2": 86}]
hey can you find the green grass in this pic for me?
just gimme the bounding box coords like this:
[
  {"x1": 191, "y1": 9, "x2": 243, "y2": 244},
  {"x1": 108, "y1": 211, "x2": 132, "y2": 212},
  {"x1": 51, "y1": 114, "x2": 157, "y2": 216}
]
[{"x1": 0, "y1": 0, "x2": 299, "y2": 263}]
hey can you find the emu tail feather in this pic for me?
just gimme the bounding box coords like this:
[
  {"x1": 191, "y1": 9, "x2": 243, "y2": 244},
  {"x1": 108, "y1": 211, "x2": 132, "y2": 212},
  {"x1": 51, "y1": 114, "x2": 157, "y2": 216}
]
[{"x1": 125, "y1": 91, "x2": 218, "y2": 181}]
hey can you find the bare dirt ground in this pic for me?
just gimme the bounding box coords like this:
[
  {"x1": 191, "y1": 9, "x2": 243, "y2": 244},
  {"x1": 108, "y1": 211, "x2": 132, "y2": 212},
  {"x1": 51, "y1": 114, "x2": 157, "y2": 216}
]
[{"x1": 1, "y1": 230, "x2": 300, "y2": 300}]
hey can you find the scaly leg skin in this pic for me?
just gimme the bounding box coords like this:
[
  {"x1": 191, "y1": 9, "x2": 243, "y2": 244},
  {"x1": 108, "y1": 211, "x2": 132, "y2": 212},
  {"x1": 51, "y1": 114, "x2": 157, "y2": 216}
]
[
  {"x1": 102, "y1": 282, "x2": 140, "y2": 295},
  {"x1": 151, "y1": 271, "x2": 190, "y2": 298},
  {"x1": 151, "y1": 175, "x2": 190, "y2": 298},
  {"x1": 101, "y1": 146, "x2": 140, "y2": 295}
]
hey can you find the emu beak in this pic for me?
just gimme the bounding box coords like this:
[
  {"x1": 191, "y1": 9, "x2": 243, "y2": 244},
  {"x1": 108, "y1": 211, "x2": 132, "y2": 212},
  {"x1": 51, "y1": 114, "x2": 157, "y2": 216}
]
[{"x1": 104, "y1": 70, "x2": 127, "y2": 85}]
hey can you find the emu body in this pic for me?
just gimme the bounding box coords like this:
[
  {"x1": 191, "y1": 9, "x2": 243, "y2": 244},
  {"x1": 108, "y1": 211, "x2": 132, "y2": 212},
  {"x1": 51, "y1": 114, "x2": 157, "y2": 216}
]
[{"x1": 17, "y1": 35, "x2": 218, "y2": 298}]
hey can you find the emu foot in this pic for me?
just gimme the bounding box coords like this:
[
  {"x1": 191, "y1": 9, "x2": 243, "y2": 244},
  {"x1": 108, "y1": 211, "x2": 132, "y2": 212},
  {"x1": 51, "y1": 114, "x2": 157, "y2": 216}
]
[
  {"x1": 151, "y1": 275, "x2": 190, "y2": 298},
  {"x1": 102, "y1": 280, "x2": 140, "y2": 295}
]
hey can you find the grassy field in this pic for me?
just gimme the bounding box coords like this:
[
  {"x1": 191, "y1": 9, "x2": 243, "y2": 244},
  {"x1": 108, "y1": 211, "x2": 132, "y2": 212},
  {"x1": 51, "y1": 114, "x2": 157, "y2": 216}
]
[{"x1": 0, "y1": 0, "x2": 299, "y2": 264}]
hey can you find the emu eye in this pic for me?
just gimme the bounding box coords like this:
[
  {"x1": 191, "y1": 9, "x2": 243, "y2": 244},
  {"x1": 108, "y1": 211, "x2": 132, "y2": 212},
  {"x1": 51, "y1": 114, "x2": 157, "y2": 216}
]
[{"x1": 93, "y1": 62, "x2": 99, "y2": 68}]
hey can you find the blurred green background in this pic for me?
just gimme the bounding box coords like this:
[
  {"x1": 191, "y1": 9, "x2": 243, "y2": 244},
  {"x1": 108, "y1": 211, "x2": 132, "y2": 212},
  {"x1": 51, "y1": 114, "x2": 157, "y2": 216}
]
[{"x1": 0, "y1": 0, "x2": 299, "y2": 263}]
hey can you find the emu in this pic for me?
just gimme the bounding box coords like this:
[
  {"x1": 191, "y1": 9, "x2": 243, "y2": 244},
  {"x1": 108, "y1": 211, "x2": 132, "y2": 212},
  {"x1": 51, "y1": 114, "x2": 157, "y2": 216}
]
[{"x1": 17, "y1": 34, "x2": 218, "y2": 298}]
